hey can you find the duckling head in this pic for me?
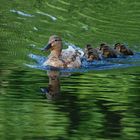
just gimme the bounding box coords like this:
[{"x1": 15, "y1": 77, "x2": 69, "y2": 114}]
[
  {"x1": 99, "y1": 43, "x2": 110, "y2": 52},
  {"x1": 114, "y1": 43, "x2": 127, "y2": 53},
  {"x1": 114, "y1": 43, "x2": 122, "y2": 51},
  {"x1": 43, "y1": 35, "x2": 62, "y2": 55}
]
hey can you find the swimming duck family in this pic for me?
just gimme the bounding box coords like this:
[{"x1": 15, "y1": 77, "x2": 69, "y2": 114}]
[{"x1": 42, "y1": 35, "x2": 134, "y2": 68}]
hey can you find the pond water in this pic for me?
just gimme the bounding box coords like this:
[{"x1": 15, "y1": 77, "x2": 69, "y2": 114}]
[{"x1": 0, "y1": 0, "x2": 140, "y2": 140}]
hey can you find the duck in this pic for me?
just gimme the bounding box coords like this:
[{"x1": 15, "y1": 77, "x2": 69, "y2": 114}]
[
  {"x1": 99, "y1": 43, "x2": 117, "y2": 58},
  {"x1": 84, "y1": 44, "x2": 100, "y2": 61},
  {"x1": 42, "y1": 35, "x2": 84, "y2": 68},
  {"x1": 114, "y1": 43, "x2": 134, "y2": 55}
]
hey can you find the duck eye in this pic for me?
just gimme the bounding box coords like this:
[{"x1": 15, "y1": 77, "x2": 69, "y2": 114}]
[{"x1": 54, "y1": 39, "x2": 61, "y2": 42}]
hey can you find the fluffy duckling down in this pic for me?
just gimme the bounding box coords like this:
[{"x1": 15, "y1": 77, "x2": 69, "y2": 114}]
[
  {"x1": 99, "y1": 43, "x2": 117, "y2": 58},
  {"x1": 114, "y1": 43, "x2": 134, "y2": 55},
  {"x1": 84, "y1": 44, "x2": 101, "y2": 61}
]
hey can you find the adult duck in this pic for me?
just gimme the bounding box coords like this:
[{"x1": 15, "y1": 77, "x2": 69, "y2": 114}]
[{"x1": 42, "y1": 35, "x2": 83, "y2": 68}]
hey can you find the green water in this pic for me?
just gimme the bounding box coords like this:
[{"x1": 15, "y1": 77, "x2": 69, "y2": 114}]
[{"x1": 0, "y1": 0, "x2": 140, "y2": 140}]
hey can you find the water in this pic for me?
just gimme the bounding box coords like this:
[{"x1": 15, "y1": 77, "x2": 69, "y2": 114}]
[{"x1": 0, "y1": 0, "x2": 140, "y2": 139}]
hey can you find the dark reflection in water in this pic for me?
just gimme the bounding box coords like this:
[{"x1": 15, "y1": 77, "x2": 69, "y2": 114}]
[
  {"x1": 1, "y1": 67, "x2": 140, "y2": 139},
  {"x1": 40, "y1": 69, "x2": 81, "y2": 134},
  {"x1": 96, "y1": 99, "x2": 122, "y2": 138},
  {"x1": 40, "y1": 70, "x2": 61, "y2": 99},
  {"x1": 36, "y1": 68, "x2": 139, "y2": 140}
]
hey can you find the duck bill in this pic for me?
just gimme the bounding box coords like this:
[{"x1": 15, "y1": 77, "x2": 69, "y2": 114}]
[{"x1": 43, "y1": 43, "x2": 52, "y2": 51}]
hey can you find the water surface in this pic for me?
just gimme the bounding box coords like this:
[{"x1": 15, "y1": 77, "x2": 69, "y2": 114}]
[{"x1": 0, "y1": 0, "x2": 140, "y2": 140}]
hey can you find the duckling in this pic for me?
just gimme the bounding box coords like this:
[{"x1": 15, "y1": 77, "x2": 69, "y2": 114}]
[
  {"x1": 42, "y1": 35, "x2": 82, "y2": 68},
  {"x1": 99, "y1": 43, "x2": 117, "y2": 58},
  {"x1": 114, "y1": 43, "x2": 134, "y2": 55},
  {"x1": 84, "y1": 44, "x2": 100, "y2": 61}
]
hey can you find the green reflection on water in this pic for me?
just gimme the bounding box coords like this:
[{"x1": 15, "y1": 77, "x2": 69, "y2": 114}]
[{"x1": 0, "y1": 0, "x2": 140, "y2": 140}]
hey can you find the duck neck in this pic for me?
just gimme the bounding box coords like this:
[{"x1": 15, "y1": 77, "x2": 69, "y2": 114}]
[{"x1": 50, "y1": 50, "x2": 61, "y2": 58}]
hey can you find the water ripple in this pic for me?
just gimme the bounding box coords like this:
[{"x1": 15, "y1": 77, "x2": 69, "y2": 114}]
[
  {"x1": 58, "y1": 0, "x2": 71, "y2": 6},
  {"x1": 46, "y1": 1, "x2": 68, "y2": 12},
  {"x1": 10, "y1": 9, "x2": 34, "y2": 17},
  {"x1": 36, "y1": 11, "x2": 57, "y2": 21},
  {"x1": 1, "y1": 1, "x2": 140, "y2": 139}
]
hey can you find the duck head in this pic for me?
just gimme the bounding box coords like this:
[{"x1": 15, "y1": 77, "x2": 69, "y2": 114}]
[{"x1": 43, "y1": 35, "x2": 62, "y2": 56}]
